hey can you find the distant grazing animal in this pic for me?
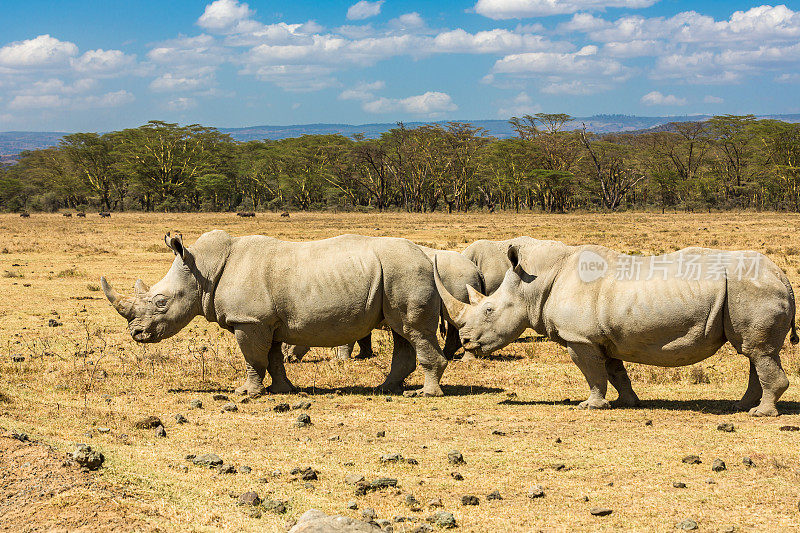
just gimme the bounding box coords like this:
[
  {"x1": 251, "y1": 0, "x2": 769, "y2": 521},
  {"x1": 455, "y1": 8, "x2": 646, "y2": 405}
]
[
  {"x1": 102, "y1": 231, "x2": 448, "y2": 396},
  {"x1": 19, "y1": 212, "x2": 30, "y2": 218},
  {"x1": 437, "y1": 240, "x2": 797, "y2": 416},
  {"x1": 63, "y1": 213, "x2": 72, "y2": 217},
  {"x1": 99, "y1": 212, "x2": 111, "y2": 218},
  {"x1": 281, "y1": 212, "x2": 290, "y2": 218},
  {"x1": 76, "y1": 212, "x2": 86, "y2": 218},
  {"x1": 237, "y1": 212, "x2": 256, "y2": 218}
]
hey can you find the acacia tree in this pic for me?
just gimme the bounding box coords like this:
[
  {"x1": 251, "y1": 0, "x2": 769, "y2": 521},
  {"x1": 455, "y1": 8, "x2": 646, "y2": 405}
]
[
  {"x1": 580, "y1": 128, "x2": 645, "y2": 211},
  {"x1": 60, "y1": 133, "x2": 121, "y2": 210},
  {"x1": 707, "y1": 115, "x2": 757, "y2": 204}
]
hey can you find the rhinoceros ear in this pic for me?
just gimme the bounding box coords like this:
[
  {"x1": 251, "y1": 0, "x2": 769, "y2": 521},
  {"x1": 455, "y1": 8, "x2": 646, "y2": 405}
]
[
  {"x1": 508, "y1": 245, "x2": 521, "y2": 273},
  {"x1": 165, "y1": 232, "x2": 186, "y2": 259}
]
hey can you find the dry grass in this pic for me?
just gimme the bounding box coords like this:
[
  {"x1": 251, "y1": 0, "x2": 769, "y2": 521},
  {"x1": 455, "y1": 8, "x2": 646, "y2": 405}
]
[{"x1": 1, "y1": 211, "x2": 800, "y2": 532}]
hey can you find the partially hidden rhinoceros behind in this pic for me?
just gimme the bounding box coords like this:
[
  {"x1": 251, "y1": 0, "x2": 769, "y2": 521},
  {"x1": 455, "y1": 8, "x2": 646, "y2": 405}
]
[
  {"x1": 102, "y1": 230, "x2": 449, "y2": 396},
  {"x1": 437, "y1": 240, "x2": 798, "y2": 416}
]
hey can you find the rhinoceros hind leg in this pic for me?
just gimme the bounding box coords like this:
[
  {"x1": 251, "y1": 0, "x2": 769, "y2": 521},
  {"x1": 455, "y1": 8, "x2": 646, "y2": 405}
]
[
  {"x1": 283, "y1": 343, "x2": 309, "y2": 363},
  {"x1": 376, "y1": 330, "x2": 417, "y2": 393},
  {"x1": 266, "y1": 341, "x2": 297, "y2": 394},
  {"x1": 734, "y1": 360, "x2": 762, "y2": 411},
  {"x1": 605, "y1": 358, "x2": 641, "y2": 408},
  {"x1": 413, "y1": 333, "x2": 447, "y2": 397},
  {"x1": 569, "y1": 343, "x2": 610, "y2": 410},
  {"x1": 746, "y1": 351, "x2": 788, "y2": 417},
  {"x1": 442, "y1": 324, "x2": 462, "y2": 361},
  {"x1": 336, "y1": 343, "x2": 356, "y2": 360},
  {"x1": 354, "y1": 335, "x2": 374, "y2": 359}
]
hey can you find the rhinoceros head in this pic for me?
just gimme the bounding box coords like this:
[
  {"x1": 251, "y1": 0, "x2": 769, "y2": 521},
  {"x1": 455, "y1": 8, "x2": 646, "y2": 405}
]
[
  {"x1": 435, "y1": 246, "x2": 530, "y2": 356},
  {"x1": 102, "y1": 232, "x2": 203, "y2": 343}
]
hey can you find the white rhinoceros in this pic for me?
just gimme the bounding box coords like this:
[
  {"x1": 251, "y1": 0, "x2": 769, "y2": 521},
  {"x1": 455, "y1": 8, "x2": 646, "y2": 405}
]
[
  {"x1": 284, "y1": 245, "x2": 485, "y2": 362},
  {"x1": 102, "y1": 230, "x2": 448, "y2": 396},
  {"x1": 462, "y1": 237, "x2": 559, "y2": 294},
  {"x1": 436, "y1": 240, "x2": 798, "y2": 416}
]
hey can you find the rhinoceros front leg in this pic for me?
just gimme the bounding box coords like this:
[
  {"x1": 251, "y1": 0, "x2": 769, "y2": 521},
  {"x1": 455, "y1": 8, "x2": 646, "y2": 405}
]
[
  {"x1": 234, "y1": 326, "x2": 269, "y2": 397},
  {"x1": 735, "y1": 360, "x2": 762, "y2": 411},
  {"x1": 376, "y1": 330, "x2": 416, "y2": 394},
  {"x1": 442, "y1": 324, "x2": 464, "y2": 361},
  {"x1": 568, "y1": 343, "x2": 611, "y2": 410},
  {"x1": 605, "y1": 358, "x2": 641, "y2": 407},
  {"x1": 413, "y1": 332, "x2": 448, "y2": 397},
  {"x1": 266, "y1": 341, "x2": 297, "y2": 394}
]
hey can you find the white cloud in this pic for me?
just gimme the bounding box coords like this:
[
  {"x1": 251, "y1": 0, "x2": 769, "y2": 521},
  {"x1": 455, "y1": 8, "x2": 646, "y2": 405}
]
[
  {"x1": 493, "y1": 50, "x2": 629, "y2": 78},
  {"x1": 641, "y1": 91, "x2": 687, "y2": 106},
  {"x1": 197, "y1": 0, "x2": 260, "y2": 34},
  {"x1": 25, "y1": 78, "x2": 96, "y2": 95},
  {"x1": 347, "y1": 1, "x2": 384, "y2": 21},
  {"x1": 80, "y1": 90, "x2": 136, "y2": 108},
  {"x1": 474, "y1": 0, "x2": 657, "y2": 19},
  {"x1": 602, "y1": 39, "x2": 659, "y2": 58},
  {"x1": 72, "y1": 49, "x2": 136, "y2": 74},
  {"x1": 541, "y1": 80, "x2": 610, "y2": 95},
  {"x1": 248, "y1": 64, "x2": 338, "y2": 92},
  {"x1": 432, "y1": 28, "x2": 572, "y2": 54},
  {"x1": 0, "y1": 34, "x2": 78, "y2": 68},
  {"x1": 388, "y1": 13, "x2": 426, "y2": 32},
  {"x1": 150, "y1": 70, "x2": 215, "y2": 92},
  {"x1": 497, "y1": 91, "x2": 541, "y2": 117},
  {"x1": 776, "y1": 72, "x2": 800, "y2": 83},
  {"x1": 363, "y1": 91, "x2": 457, "y2": 115},
  {"x1": 703, "y1": 95, "x2": 724, "y2": 104},
  {"x1": 148, "y1": 34, "x2": 226, "y2": 66},
  {"x1": 8, "y1": 94, "x2": 67, "y2": 109},
  {"x1": 166, "y1": 97, "x2": 197, "y2": 111},
  {"x1": 339, "y1": 80, "x2": 385, "y2": 100}
]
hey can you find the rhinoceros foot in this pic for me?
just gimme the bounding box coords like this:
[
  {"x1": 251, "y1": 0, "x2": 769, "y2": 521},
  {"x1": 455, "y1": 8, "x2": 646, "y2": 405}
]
[
  {"x1": 749, "y1": 405, "x2": 779, "y2": 417},
  {"x1": 268, "y1": 381, "x2": 297, "y2": 394},
  {"x1": 611, "y1": 396, "x2": 641, "y2": 408},
  {"x1": 578, "y1": 398, "x2": 611, "y2": 410},
  {"x1": 459, "y1": 351, "x2": 477, "y2": 362},
  {"x1": 374, "y1": 381, "x2": 404, "y2": 395},
  {"x1": 235, "y1": 381, "x2": 266, "y2": 397},
  {"x1": 734, "y1": 398, "x2": 760, "y2": 412}
]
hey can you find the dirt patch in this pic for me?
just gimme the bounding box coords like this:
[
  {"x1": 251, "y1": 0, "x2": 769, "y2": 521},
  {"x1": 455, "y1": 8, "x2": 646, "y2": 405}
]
[{"x1": 0, "y1": 430, "x2": 160, "y2": 532}]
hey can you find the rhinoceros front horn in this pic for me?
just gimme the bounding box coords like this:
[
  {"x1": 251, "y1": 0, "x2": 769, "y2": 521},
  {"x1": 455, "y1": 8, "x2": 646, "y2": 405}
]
[
  {"x1": 433, "y1": 257, "x2": 470, "y2": 328},
  {"x1": 101, "y1": 277, "x2": 135, "y2": 320}
]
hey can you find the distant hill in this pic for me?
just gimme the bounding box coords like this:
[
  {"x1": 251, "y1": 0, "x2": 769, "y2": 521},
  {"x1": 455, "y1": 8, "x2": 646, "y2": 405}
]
[{"x1": 2, "y1": 114, "x2": 799, "y2": 159}]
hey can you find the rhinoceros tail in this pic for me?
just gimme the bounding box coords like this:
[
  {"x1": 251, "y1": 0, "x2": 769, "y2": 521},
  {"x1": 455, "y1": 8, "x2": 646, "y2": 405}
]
[{"x1": 784, "y1": 275, "x2": 799, "y2": 344}]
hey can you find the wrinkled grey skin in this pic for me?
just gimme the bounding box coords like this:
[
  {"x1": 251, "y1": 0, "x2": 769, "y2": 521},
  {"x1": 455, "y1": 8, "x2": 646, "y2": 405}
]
[
  {"x1": 462, "y1": 237, "x2": 557, "y2": 294},
  {"x1": 103, "y1": 230, "x2": 448, "y2": 396},
  {"x1": 437, "y1": 240, "x2": 798, "y2": 416},
  {"x1": 287, "y1": 245, "x2": 485, "y2": 362}
]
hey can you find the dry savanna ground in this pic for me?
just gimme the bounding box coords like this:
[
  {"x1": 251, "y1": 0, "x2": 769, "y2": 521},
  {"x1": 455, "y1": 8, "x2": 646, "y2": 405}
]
[{"x1": 1, "y1": 211, "x2": 800, "y2": 532}]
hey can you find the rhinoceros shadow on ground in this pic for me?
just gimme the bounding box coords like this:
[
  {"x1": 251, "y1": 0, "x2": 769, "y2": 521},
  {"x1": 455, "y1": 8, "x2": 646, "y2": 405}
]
[
  {"x1": 298, "y1": 384, "x2": 505, "y2": 396},
  {"x1": 498, "y1": 398, "x2": 800, "y2": 415}
]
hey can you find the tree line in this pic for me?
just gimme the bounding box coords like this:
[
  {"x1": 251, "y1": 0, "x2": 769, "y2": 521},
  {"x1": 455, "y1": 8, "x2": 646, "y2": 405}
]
[{"x1": 1, "y1": 114, "x2": 799, "y2": 213}]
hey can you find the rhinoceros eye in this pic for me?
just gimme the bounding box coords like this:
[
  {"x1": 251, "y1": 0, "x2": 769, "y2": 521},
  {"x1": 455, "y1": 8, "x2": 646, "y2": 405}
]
[
  {"x1": 154, "y1": 295, "x2": 168, "y2": 309},
  {"x1": 483, "y1": 306, "x2": 493, "y2": 317}
]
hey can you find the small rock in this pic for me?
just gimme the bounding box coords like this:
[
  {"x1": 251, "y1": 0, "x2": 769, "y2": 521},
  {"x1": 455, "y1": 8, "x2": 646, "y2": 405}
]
[
  {"x1": 450, "y1": 472, "x2": 463, "y2": 481},
  {"x1": 676, "y1": 519, "x2": 698, "y2": 530},
  {"x1": 376, "y1": 430, "x2": 386, "y2": 438},
  {"x1": 717, "y1": 422, "x2": 735, "y2": 432},
  {"x1": 491, "y1": 429, "x2": 506, "y2": 436},
  {"x1": 405, "y1": 493, "x2": 421, "y2": 508},
  {"x1": 293, "y1": 401, "x2": 312, "y2": 410},
  {"x1": 212, "y1": 394, "x2": 229, "y2": 401},
  {"x1": 431, "y1": 510, "x2": 456, "y2": 529},
  {"x1": 427, "y1": 498, "x2": 443, "y2": 508},
  {"x1": 239, "y1": 466, "x2": 251, "y2": 474},
  {"x1": 192, "y1": 453, "x2": 223, "y2": 467},
  {"x1": 723, "y1": 527, "x2": 736, "y2": 533},
  {"x1": 263, "y1": 498, "x2": 288, "y2": 514},
  {"x1": 742, "y1": 457, "x2": 755, "y2": 467},
  {"x1": 355, "y1": 477, "x2": 398, "y2": 495},
  {"x1": 361, "y1": 508, "x2": 377, "y2": 521},
  {"x1": 406, "y1": 458, "x2": 419, "y2": 465},
  {"x1": 645, "y1": 419, "x2": 653, "y2": 426},
  {"x1": 486, "y1": 490, "x2": 502, "y2": 501},
  {"x1": 527, "y1": 485, "x2": 545, "y2": 499},
  {"x1": 295, "y1": 413, "x2": 312, "y2": 427},
  {"x1": 185, "y1": 454, "x2": 196, "y2": 461},
  {"x1": 48, "y1": 319, "x2": 62, "y2": 327},
  {"x1": 174, "y1": 413, "x2": 188, "y2": 424},
  {"x1": 461, "y1": 495, "x2": 479, "y2": 506},
  {"x1": 11, "y1": 355, "x2": 25, "y2": 362},
  {"x1": 221, "y1": 402, "x2": 238, "y2": 412},
  {"x1": 447, "y1": 450, "x2": 465, "y2": 465},
  {"x1": 345, "y1": 474, "x2": 365, "y2": 485},
  {"x1": 347, "y1": 501, "x2": 359, "y2": 510},
  {"x1": 72, "y1": 444, "x2": 104, "y2": 470},
  {"x1": 176, "y1": 464, "x2": 188, "y2": 472},
  {"x1": 189, "y1": 399, "x2": 202, "y2": 409},
  {"x1": 218, "y1": 464, "x2": 236, "y2": 474},
  {"x1": 711, "y1": 459, "x2": 726, "y2": 472},
  {"x1": 555, "y1": 437, "x2": 562, "y2": 443},
  {"x1": 97, "y1": 427, "x2": 110, "y2": 434},
  {"x1": 673, "y1": 482, "x2": 687, "y2": 488},
  {"x1": 779, "y1": 425, "x2": 800, "y2": 432},
  {"x1": 412, "y1": 524, "x2": 434, "y2": 533},
  {"x1": 154, "y1": 425, "x2": 167, "y2": 438},
  {"x1": 682, "y1": 455, "x2": 702, "y2": 465},
  {"x1": 274, "y1": 403, "x2": 291, "y2": 412},
  {"x1": 238, "y1": 491, "x2": 261, "y2": 506},
  {"x1": 133, "y1": 416, "x2": 162, "y2": 429},
  {"x1": 706, "y1": 478, "x2": 716, "y2": 484},
  {"x1": 552, "y1": 463, "x2": 566, "y2": 471},
  {"x1": 590, "y1": 507, "x2": 613, "y2": 517},
  {"x1": 380, "y1": 453, "x2": 404, "y2": 463}
]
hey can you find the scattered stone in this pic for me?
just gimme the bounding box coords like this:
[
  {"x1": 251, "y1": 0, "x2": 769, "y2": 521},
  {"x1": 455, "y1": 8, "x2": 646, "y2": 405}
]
[
  {"x1": 133, "y1": 416, "x2": 162, "y2": 429},
  {"x1": 274, "y1": 403, "x2": 291, "y2": 412},
  {"x1": 264, "y1": 498, "x2": 288, "y2": 514},
  {"x1": 676, "y1": 519, "x2": 699, "y2": 530},
  {"x1": 72, "y1": 444, "x2": 104, "y2": 470},
  {"x1": 329, "y1": 435, "x2": 340, "y2": 441},
  {"x1": 447, "y1": 450, "x2": 465, "y2": 465},
  {"x1": 742, "y1": 457, "x2": 755, "y2": 467},
  {"x1": 48, "y1": 319, "x2": 62, "y2": 327},
  {"x1": 712, "y1": 459, "x2": 726, "y2": 472},
  {"x1": 673, "y1": 482, "x2": 687, "y2": 488},
  {"x1": 430, "y1": 511, "x2": 456, "y2": 529},
  {"x1": 238, "y1": 491, "x2": 261, "y2": 506},
  {"x1": 527, "y1": 485, "x2": 545, "y2": 499},
  {"x1": 450, "y1": 472, "x2": 463, "y2": 481},
  {"x1": 552, "y1": 463, "x2": 566, "y2": 471},
  {"x1": 355, "y1": 477, "x2": 398, "y2": 495},
  {"x1": 192, "y1": 453, "x2": 223, "y2": 467},
  {"x1": 590, "y1": 507, "x2": 613, "y2": 517},
  {"x1": 221, "y1": 402, "x2": 238, "y2": 412},
  {"x1": 486, "y1": 490, "x2": 502, "y2": 501},
  {"x1": 293, "y1": 401, "x2": 312, "y2": 410},
  {"x1": 291, "y1": 466, "x2": 319, "y2": 481},
  {"x1": 555, "y1": 437, "x2": 562, "y2": 443},
  {"x1": 97, "y1": 427, "x2": 110, "y2": 434},
  {"x1": 682, "y1": 455, "x2": 702, "y2": 465},
  {"x1": 406, "y1": 458, "x2": 419, "y2": 465},
  {"x1": 176, "y1": 464, "x2": 188, "y2": 472},
  {"x1": 706, "y1": 478, "x2": 716, "y2": 485},
  {"x1": 11, "y1": 355, "x2": 25, "y2": 362},
  {"x1": 427, "y1": 498, "x2": 443, "y2": 508},
  {"x1": 239, "y1": 466, "x2": 252, "y2": 474},
  {"x1": 303, "y1": 482, "x2": 315, "y2": 490},
  {"x1": 779, "y1": 425, "x2": 800, "y2": 432},
  {"x1": 296, "y1": 413, "x2": 312, "y2": 427},
  {"x1": 361, "y1": 508, "x2": 377, "y2": 521},
  {"x1": 380, "y1": 453, "x2": 404, "y2": 463},
  {"x1": 189, "y1": 399, "x2": 202, "y2": 409},
  {"x1": 717, "y1": 422, "x2": 735, "y2": 432},
  {"x1": 212, "y1": 394, "x2": 229, "y2": 401},
  {"x1": 347, "y1": 501, "x2": 359, "y2": 510},
  {"x1": 645, "y1": 419, "x2": 653, "y2": 426},
  {"x1": 491, "y1": 429, "x2": 506, "y2": 436},
  {"x1": 412, "y1": 524, "x2": 434, "y2": 533},
  {"x1": 155, "y1": 425, "x2": 167, "y2": 438},
  {"x1": 405, "y1": 494, "x2": 421, "y2": 509},
  {"x1": 723, "y1": 527, "x2": 736, "y2": 533},
  {"x1": 461, "y1": 495, "x2": 479, "y2": 506},
  {"x1": 286, "y1": 509, "x2": 384, "y2": 533},
  {"x1": 218, "y1": 464, "x2": 236, "y2": 474},
  {"x1": 11, "y1": 431, "x2": 30, "y2": 442},
  {"x1": 185, "y1": 454, "x2": 196, "y2": 461},
  {"x1": 375, "y1": 519, "x2": 392, "y2": 529},
  {"x1": 376, "y1": 430, "x2": 386, "y2": 438},
  {"x1": 174, "y1": 413, "x2": 188, "y2": 424},
  {"x1": 345, "y1": 474, "x2": 365, "y2": 485}
]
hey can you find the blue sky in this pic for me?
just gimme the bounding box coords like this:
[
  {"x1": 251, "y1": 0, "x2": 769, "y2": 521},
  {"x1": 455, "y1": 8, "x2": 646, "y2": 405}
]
[{"x1": 0, "y1": 0, "x2": 799, "y2": 131}]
